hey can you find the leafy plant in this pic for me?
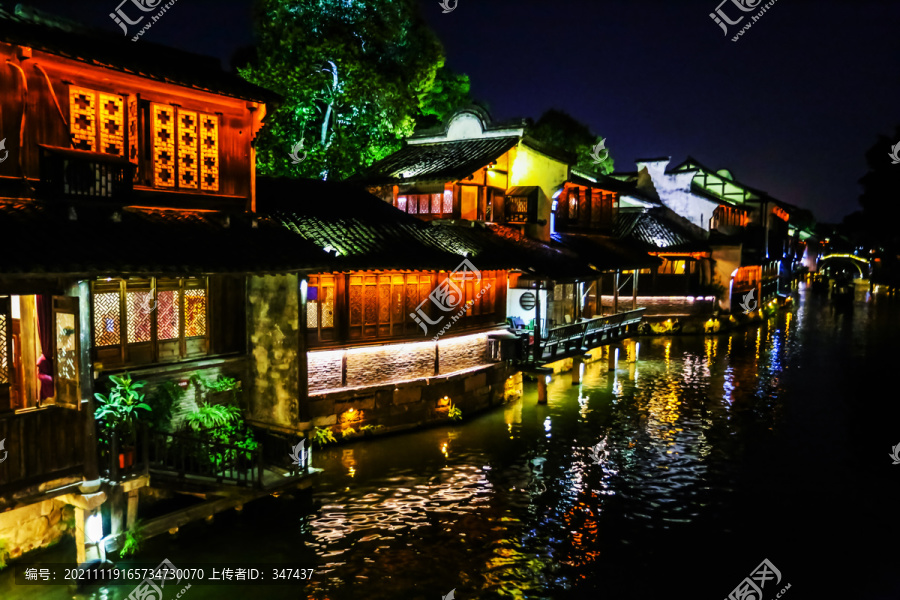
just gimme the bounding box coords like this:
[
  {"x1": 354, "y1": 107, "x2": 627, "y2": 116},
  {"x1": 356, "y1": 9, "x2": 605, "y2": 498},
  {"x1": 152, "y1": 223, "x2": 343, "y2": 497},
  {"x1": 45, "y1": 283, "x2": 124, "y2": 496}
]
[
  {"x1": 0, "y1": 538, "x2": 8, "y2": 570},
  {"x1": 119, "y1": 521, "x2": 144, "y2": 558},
  {"x1": 146, "y1": 380, "x2": 184, "y2": 431},
  {"x1": 94, "y1": 373, "x2": 152, "y2": 439},
  {"x1": 359, "y1": 424, "x2": 384, "y2": 434},
  {"x1": 185, "y1": 403, "x2": 242, "y2": 432},
  {"x1": 448, "y1": 405, "x2": 463, "y2": 422},
  {"x1": 191, "y1": 374, "x2": 241, "y2": 394},
  {"x1": 312, "y1": 426, "x2": 336, "y2": 447},
  {"x1": 341, "y1": 427, "x2": 357, "y2": 439}
]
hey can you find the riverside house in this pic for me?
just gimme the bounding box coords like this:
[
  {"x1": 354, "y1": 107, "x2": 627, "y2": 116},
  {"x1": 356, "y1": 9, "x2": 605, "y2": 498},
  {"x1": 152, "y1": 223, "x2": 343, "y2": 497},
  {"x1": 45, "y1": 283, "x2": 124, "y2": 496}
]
[
  {"x1": 0, "y1": 5, "x2": 329, "y2": 567},
  {"x1": 359, "y1": 108, "x2": 654, "y2": 369}
]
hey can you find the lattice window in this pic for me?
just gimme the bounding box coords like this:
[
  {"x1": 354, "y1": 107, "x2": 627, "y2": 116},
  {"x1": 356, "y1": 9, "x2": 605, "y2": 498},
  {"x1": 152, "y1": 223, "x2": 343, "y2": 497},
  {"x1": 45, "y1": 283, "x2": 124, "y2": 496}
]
[
  {"x1": 128, "y1": 97, "x2": 140, "y2": 174},
  {"x1": 349, "y1": 277, "x2": 363, "y2": 326},
  {"x1": 407, "y1": 197, "x2": 417, "y2": 214},
  {"x1": 152, "y1": 104, "x2": 176, "y2": 188},
  {"x1": 321, "y1": 283, "x2": 335, "y2": 328},
  {"x1": 56, "y1": 312, "x2": 77, "y2": 380},
  {"x1": 419, "y1": 195, "x2": 430, "y2": 214},
  {"x1": 69, "y1": 87, "x2": 127, "y2": 156},
  {"x1": 391, "y1": 275, "x2": 405, "y2": 326},
  {"x1": 178, "y1": 110, "x2": 199, "y2": 189},
  {"x1": 364, "y1": 276, "x2": 377, "y2": 325},
  {"x1": 126, "y1": 290, "x2": 153, "y2": 343},
  {"x1": 396, "y1": 197, "x2": 408, "y2": 212},
  {"x1": 378, "y1": 276, "x2": 391, "y2": 324},
  {"x1": 69, "y1": 87, "x2": 96, "y2": 151},
  {"x1": 442, "y1": 191, "x2": 453, "y2": 214},
  {"x1": 185, "y1": 289, "x2": 207, "y2": 337},
  {"x1": 157, "y1": 290, "x2": 180, "y2": 340},
  {"x1": 200, "y1": 114, "x2": 219, "y2": 191},
  {"x1": 0, "y1": 313, "x2": 7, "y2": 385},
  {"x1": 93, "y1": 292, "x2": 121, "y2": 347},
  {"x1": 98, "y1": 93, "x2": 125, "y2": 156}
]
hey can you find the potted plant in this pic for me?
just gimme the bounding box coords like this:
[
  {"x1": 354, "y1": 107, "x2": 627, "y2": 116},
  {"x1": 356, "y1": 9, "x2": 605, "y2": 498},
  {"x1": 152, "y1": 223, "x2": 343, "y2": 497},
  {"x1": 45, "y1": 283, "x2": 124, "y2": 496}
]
[{"x1": 94, "y1": 373, "x2": 152, "y2": 470}]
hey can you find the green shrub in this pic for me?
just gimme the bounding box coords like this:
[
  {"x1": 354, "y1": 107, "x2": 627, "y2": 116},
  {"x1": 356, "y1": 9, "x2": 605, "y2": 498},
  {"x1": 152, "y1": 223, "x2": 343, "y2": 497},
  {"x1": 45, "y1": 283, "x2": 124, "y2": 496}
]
[
  {"x1": 312, "y1": 426, "x2": 336, "y2": 447},
  {"x1": 119, "y1": 521, "x2": 144, "y2": 558}
]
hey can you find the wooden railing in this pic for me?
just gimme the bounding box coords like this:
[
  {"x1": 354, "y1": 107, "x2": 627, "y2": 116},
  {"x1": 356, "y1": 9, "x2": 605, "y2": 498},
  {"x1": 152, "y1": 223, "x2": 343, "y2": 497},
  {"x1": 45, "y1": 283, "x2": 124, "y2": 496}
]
[
  {"x1": 147, "y1": 428, "x2": 264, "y2": 488},
  {"x1": 38, "y1": 145, "x2": 135, "y2": 202},
  {"x1": 522, "y1": 309, "x2": 645, "y2": 364},
  {"x1": 0, "y1": 407, "x2": 86, "y2": 496}
]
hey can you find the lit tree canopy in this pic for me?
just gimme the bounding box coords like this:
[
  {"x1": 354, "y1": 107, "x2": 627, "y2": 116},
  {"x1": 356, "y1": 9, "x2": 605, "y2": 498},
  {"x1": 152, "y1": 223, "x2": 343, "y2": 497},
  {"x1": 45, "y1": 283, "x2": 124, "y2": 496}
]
[
  {"x1": 528, "y1": 109, "x2": 615, "y2": 176},
  {"x1": 238, "y1": 0, "x2": 471, "y2": 180}
]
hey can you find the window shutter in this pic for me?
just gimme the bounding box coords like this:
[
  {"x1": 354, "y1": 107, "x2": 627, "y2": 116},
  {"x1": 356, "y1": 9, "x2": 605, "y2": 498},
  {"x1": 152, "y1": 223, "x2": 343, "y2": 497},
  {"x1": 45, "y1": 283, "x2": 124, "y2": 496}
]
[
  {"x1": 52, "y1": 296, "x2": 81, "y2": 410},
  {"x1": 0, "y1": 297, "x2": 11, "y2": 412}
]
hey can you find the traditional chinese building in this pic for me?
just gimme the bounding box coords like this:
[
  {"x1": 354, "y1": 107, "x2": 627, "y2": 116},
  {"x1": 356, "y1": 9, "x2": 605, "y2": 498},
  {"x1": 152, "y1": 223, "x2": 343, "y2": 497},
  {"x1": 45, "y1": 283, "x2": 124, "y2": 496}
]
[{"x1": 0, "y1": 5, "x2": 327, "y2": 566}]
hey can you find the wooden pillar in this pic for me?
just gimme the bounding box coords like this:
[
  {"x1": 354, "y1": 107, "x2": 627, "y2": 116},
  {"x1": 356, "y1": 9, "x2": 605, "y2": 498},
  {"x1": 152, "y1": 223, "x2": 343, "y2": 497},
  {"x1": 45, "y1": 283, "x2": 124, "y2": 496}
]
[
  {"x1": 533, "y1": 283, "x2": 543, "y2": 364},
  {"x1": 613, "y1": 271, "x2": 620, "y2": 314},
  {"x1": 126, "y1": 490, "x2": 140, "y2": 530},
  {"x1": 298, "y1": 276, "x2": 310, "y2": 423},
  {"x1": 607, "y1": 345, "x2": 618, "y2": 371},
  {"x1": 74, "y1": 505, "x2": 103, "y2": 564},
  {"x1": 632, "y1": 270, "x2": 639, "y2": 311},
  {"x1": 572, "y1": 356, "x2": 584, "y2": 385},
  {"x1": 77, "y1": 281, "x2": 99, "y2": 482},
  {"x1": 623, "y1": 339, "x2": 638, "y2": 363},
  {"x1": 537, "y1": 375, "x2": 548, "y2": 404}
]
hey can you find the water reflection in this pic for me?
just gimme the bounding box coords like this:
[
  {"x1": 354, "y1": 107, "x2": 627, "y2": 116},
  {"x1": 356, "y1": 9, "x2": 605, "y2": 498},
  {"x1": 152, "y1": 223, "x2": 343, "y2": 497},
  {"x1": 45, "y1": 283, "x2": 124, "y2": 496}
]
[{"x1": 6, "y1": 289, "x2": 897, "y2": 600}]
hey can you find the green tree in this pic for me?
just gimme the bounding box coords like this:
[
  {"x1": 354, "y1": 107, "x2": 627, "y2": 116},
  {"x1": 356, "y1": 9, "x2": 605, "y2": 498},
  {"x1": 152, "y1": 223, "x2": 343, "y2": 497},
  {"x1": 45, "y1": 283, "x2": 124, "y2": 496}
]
[
  {"x1": 238, "y1": 0, "x2": 471, "y2": 180},
  {"x1": 528, "y1": 109, "x2": 615, "y2": 176}
]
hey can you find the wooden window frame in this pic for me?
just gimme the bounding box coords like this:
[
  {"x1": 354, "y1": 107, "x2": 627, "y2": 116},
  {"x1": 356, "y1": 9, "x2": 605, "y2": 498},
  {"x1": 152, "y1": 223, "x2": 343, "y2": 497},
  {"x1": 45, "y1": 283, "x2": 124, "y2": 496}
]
[{"x1": 90, "y1": 277, "x2": 209, "y2": 369}]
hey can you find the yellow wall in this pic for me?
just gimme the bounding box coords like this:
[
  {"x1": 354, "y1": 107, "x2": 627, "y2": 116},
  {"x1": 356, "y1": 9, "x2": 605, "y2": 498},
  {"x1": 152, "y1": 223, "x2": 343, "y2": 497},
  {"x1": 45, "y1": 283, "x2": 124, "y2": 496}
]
[{"x1": 508, "y1": 143, "x2": 569, "y2": 241}]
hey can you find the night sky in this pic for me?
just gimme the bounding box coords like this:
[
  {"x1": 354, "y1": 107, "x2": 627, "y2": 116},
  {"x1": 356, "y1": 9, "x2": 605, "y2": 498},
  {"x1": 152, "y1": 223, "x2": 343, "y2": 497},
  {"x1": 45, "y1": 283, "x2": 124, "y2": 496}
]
[{"x1": 23, "y1": 0, "x2": 900, "y2": 223}]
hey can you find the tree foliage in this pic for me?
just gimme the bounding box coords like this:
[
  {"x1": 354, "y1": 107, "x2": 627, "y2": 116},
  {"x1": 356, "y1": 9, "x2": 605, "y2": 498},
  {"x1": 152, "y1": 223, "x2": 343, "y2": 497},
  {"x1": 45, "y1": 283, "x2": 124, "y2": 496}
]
[
  {"x1": 238, "y1": 0, "x2": 471, "y2": 180},
  {"x1": 528, "y1": 109, "x2": 615, "y2": 176}
]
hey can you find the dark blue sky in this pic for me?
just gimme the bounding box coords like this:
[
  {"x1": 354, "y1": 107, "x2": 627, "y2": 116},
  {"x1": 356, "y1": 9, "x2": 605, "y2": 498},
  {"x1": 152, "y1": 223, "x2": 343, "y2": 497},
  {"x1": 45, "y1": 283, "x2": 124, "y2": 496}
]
[{"x1": 24, "y1": 0, "x2": 900, "y2": 222}]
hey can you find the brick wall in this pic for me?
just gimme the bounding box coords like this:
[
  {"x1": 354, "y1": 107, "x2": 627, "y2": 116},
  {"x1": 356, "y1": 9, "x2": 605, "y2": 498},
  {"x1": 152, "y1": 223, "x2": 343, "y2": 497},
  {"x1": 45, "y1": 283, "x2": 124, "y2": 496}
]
[
  {"x1": 0, "y1": 500, "x2": 74, "y2": 562},
  {"x1": 439, "y1": 333, "x2": 488, "y2": 373},
  {"x1": 308, "y1": 333, "x2": 491, "y2": 393},
  {"x1": 307, "y1": 350, "x2": 342, "y2": 390},
  {"x1": 345, "y1": 341, "x2": 435, "y2": 388}
]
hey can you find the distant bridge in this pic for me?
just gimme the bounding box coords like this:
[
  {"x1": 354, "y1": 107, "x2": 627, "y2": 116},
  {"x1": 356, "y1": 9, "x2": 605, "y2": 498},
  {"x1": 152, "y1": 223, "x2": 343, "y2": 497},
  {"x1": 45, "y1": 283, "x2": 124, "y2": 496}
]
[{"x1": 817, "y1": 253, "x2": 871, "y2": 278}]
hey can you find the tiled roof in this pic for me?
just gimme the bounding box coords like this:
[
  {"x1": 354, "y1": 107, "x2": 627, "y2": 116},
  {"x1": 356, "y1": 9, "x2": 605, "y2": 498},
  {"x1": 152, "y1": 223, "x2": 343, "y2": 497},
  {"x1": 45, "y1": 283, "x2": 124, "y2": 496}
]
[
  {"x1": 551, "y1": 233, "x2": 661, "y2": 271},
  {"x1": 257, "y1": 178, "x2": 605, "y2": 280},
  {"x1": 0, "y1": 5, "x2": 276, "y2": 103},
  {"x1": 0, "y1": 200, "x2": 331, "y2": 276},
  {"x1": 257, "y1": 177, "x2": 475, "y2": 271},
  {"x1": 358, "y1": 137, "x2": 520, "y2": 185},
  {"x1": 614, "y1": 208, "x2": 709, "y2": 252},
  {"x1": 429, "y1": 222, "x2": 599, "y2": 281}
]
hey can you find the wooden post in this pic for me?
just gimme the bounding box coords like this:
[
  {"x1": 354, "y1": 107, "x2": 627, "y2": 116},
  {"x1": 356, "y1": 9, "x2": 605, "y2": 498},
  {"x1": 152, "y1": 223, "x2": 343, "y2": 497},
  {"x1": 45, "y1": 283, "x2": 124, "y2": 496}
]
[
  {"x1": 632, "y1": 270, "x2": 639, "y2": 311},
  {"x1": 572, "y1": 357, "x2": 584, "y2": 385},
  {"x1": 537, "y1": 375, "x2": 548, "y2": 404},
  {"x1": 613, "y1": 271, "x2": 619, "y2": 314},
  {"x1": 533, "y1": 283, "x2": 543, "y2": 365},
  {"x1": 624, "y1": 340, "x2": 638, "y2": 363},
  {"x1": 298, "y1": 276, "x2": 310, "y2": 423},
  {"x1": 607, "y1": 345, "x2": 618, "y2": 371},
  {"x1": 126, "y1": 490, "x2": 140, "y2": 530}
]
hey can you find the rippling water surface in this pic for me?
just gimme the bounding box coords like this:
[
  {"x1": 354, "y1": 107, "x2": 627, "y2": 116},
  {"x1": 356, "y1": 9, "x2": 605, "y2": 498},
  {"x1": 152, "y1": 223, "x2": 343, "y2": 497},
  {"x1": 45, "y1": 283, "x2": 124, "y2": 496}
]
[{"x1": 5, "y1": 286, "x2": 900, "y2": 599}]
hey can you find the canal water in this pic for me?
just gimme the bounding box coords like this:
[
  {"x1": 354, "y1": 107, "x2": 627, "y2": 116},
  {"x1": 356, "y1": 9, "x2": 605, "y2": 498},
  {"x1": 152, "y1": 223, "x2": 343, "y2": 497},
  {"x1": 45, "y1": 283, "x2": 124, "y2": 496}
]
[{"x1": 4, "y1": 284, "x2": 900, "y2": 599}]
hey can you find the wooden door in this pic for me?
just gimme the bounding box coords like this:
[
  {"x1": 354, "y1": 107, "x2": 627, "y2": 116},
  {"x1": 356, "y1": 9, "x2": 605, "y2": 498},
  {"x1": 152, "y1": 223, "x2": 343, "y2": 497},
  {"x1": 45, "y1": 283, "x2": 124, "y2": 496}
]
[
  {"x1": 52, "y1": 296, "x2": 81, "y2": 409},
  {"x1": 0, "y1": 297, "x2": 10, "y2": 412}
]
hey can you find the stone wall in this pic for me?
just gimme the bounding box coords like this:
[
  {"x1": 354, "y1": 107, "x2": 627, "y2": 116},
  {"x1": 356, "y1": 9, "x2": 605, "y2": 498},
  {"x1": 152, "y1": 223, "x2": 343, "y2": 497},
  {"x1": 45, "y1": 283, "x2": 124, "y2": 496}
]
[
  {"x1": 306, "y1": 362, "x2": 522, "y2": 435},
  {"x1": 0, "y1": 500, "x2": 74, "y2": 563},
  {"x1": 248, "y1": 274, "x2": 300, "y2": 429}
]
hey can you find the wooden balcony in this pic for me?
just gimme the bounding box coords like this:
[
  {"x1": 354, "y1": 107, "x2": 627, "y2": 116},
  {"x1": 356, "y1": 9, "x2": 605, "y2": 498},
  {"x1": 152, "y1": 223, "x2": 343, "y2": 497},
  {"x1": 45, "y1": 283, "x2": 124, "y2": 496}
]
[
  {"x1": 0, "y1": 407, "x2": 87, "y2": 504},
  {"x1": 37, "y1": 145, "x2": 135, "y2": 203}
]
